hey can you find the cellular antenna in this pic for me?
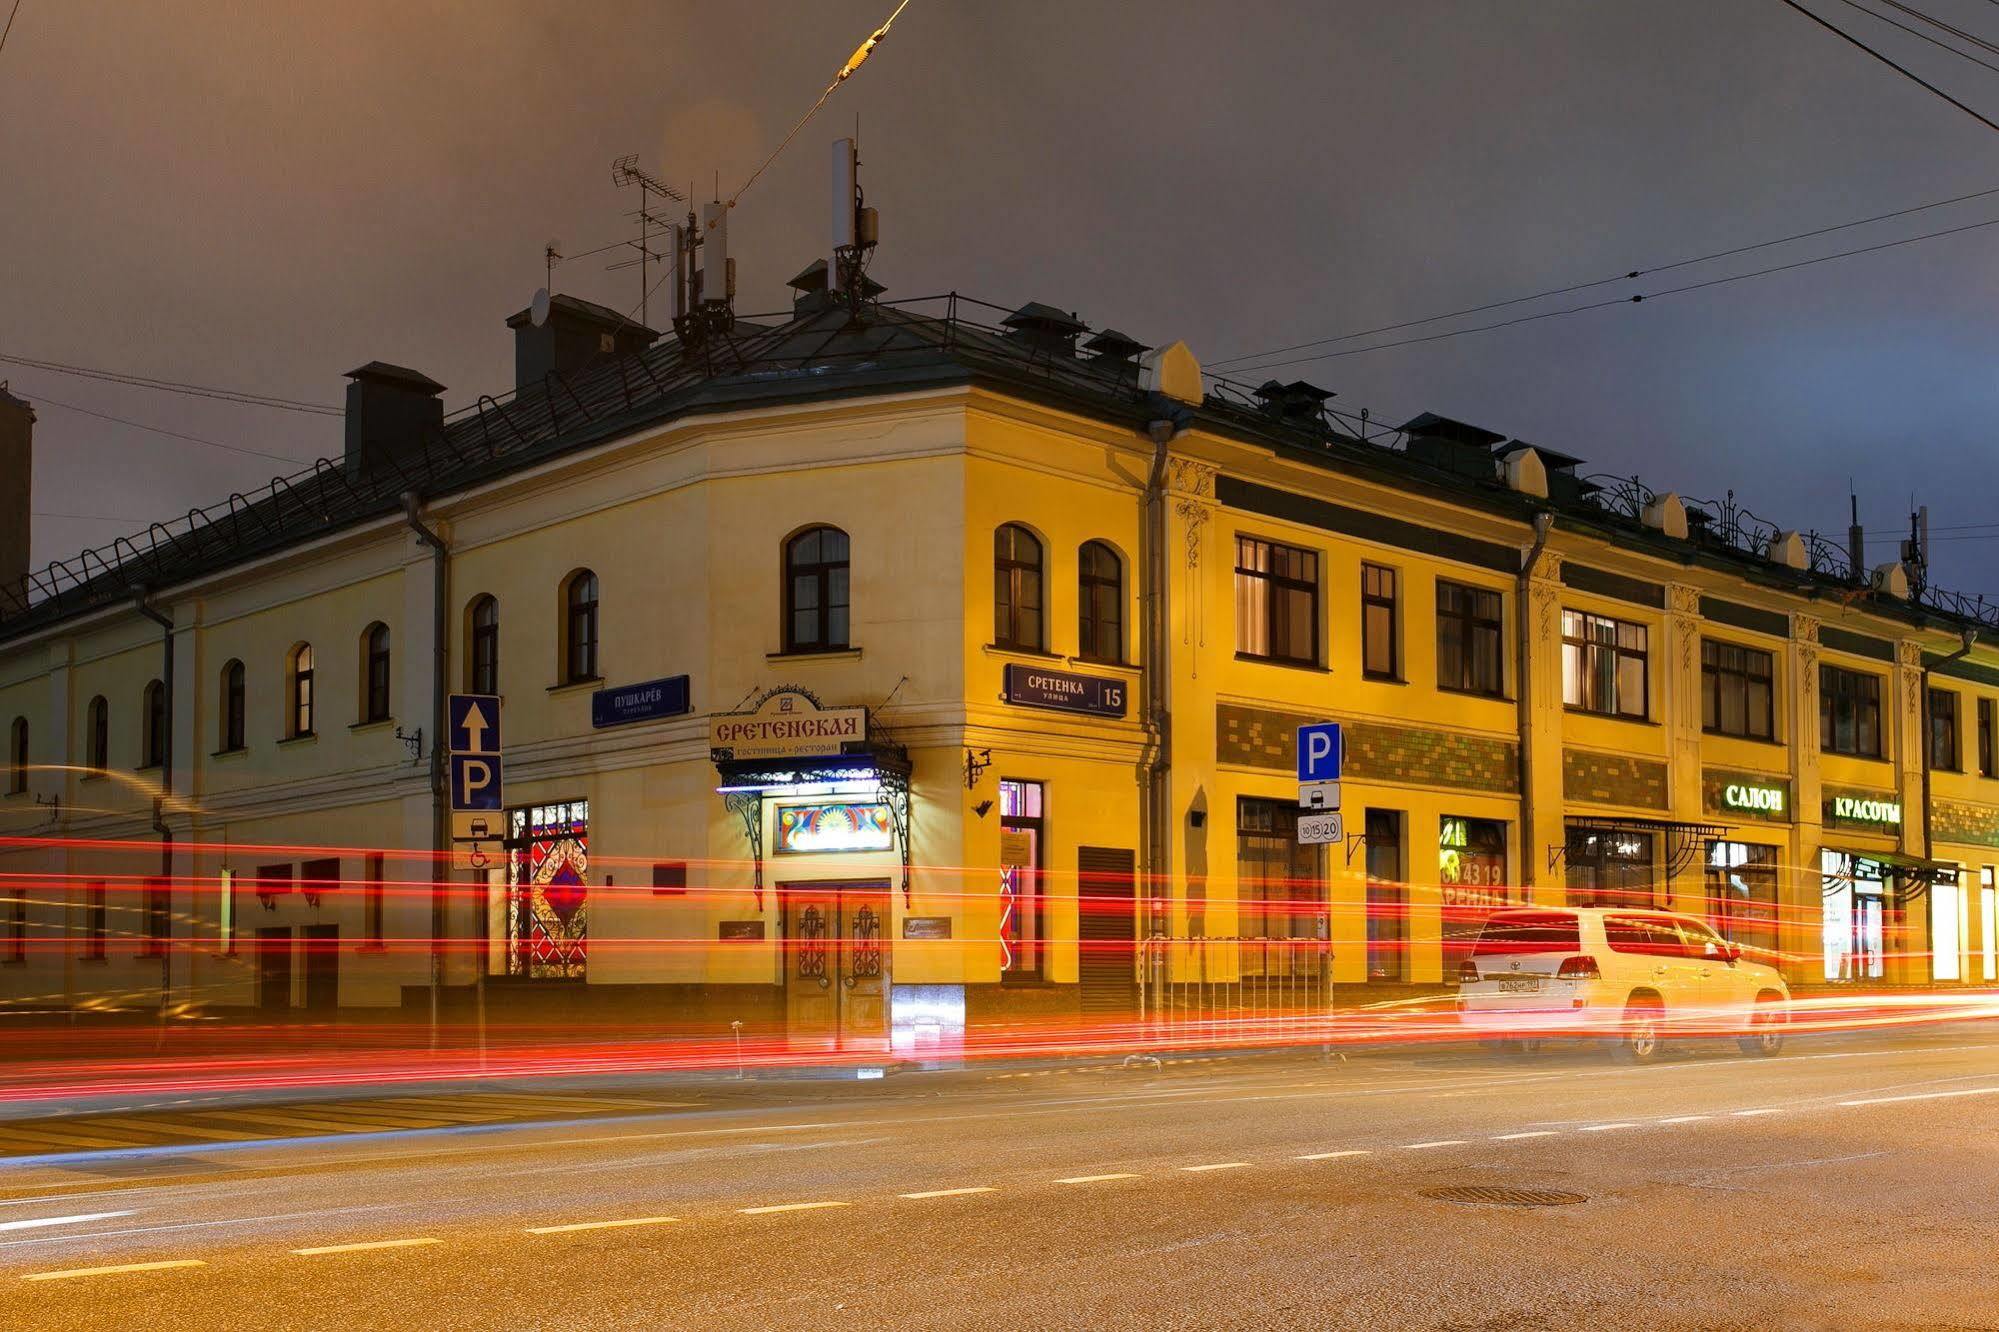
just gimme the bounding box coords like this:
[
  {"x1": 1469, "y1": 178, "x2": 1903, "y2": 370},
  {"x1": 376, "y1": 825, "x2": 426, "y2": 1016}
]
[{"x1": 610, "y1": 154, "x2": 686, "y2": 328}]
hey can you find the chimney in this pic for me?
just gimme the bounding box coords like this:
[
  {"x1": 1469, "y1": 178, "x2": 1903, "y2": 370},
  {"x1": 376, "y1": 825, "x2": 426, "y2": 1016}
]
[
  {"x1": 505, "y1": 294, "x2": 659, "y2": 392},
  {"x1": 1002, "y1": 302, "x2": 1087, "y2": 356},
  {"x1": 0, "y1": 383, "x2": 32, "y2": 597},
  {"x1": 1083, "y1": 329, "x2": 1148, "y2": 370},
  {"x1": 1400, "y1": 411, "x2": 1506, "y2": 481},
  {"x1": 344, "y1": 362, "x2": 445, "y2": 478},
  {"x1": 1254, "y1": 379, "x2": 1335, "y2": 422}
]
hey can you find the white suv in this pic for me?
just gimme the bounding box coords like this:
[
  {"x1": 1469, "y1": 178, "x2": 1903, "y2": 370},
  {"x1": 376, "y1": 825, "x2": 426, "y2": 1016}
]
[{"x1": 1456, "y1": 907, "x2": 1790, "y2": 1061}]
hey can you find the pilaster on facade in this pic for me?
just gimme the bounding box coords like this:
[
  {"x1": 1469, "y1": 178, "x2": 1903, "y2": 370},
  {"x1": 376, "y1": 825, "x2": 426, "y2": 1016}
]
[
  {"x1": 1522, "y1": 548, "x2": 1567, "y2": 901},
  {"x1": 1664, "y1": 585, "x2": 1704, "y2": 911},
  {"x1": 1895, "y1": 638, "x2": 1927, "y2": 856}
]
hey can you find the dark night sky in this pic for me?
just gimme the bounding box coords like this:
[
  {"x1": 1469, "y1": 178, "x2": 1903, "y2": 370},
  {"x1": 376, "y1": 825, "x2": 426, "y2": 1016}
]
[{"x1": 3, "y1": 1, "x2": 1997, "y2": 598}]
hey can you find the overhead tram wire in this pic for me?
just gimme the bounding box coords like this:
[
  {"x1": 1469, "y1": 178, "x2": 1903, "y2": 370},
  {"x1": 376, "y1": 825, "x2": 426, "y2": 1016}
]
[
  {"x1": 1773, "y1": 0, "x2": 1999, "y2": 137},
  {"x1": 1208, "y1": 179, "x2": 1999, "y2": 373},
  {"x1": 1830, "y1": 0, "x2": 1999, "y2": 73},
  {"x1": 1222, "y1": 207, "x2": 1999, "y2": 374},
  {"x1": 0, "y1": 352, "x2": 343, "y2": 416}
]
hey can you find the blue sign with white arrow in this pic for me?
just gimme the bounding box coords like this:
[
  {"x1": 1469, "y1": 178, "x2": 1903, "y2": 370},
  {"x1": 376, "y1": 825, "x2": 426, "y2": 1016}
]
[
  {"x1": 449, "y1": 694, "x2": 501, "y2": 755},
  {"x1": 1296, "y1": 722, "x2": 1342, "y2": 783}
]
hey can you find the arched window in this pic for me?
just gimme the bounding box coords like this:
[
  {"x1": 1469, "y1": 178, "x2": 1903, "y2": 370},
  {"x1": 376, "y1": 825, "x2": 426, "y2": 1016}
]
[
  {"x1": 7, "y1": 717, "x2": 26, "y2": 794},
  {"x1": 220, "y1": 660, "x2": 245, "y2": 751},
  {"x1": 783, "y1": 526, "x2": 851, "y2": 653},
  {"x1": 288, "y1": 643, "x2": 315, "y2": 738},
  {"x1": 467, "y1": 595, "x2": 499, "y2": 695},
  {"x1": 362, "y1": 622, "x2": 392, "y2": 723},
  {"x1": 1078, "y1": 540, "x2": 1124, "y2": 663},
  {"x1": 86, "y1": 695, "x2": 109, "y2": 770},
  {"x1": 563, "y1": 571, "x2": 599, "y2": 683},
  {"x1": 994, "y1": 524, "x2": 1045, "y2": 653},
  {"x1": 141, "y1": 679, "x2": 167, "y2": 769}
]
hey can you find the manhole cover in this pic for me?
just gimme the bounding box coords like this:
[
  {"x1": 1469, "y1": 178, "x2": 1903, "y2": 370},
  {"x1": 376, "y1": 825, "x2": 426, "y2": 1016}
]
[{"x1": 1420, "y1": 1185, "x2": 1587, "y2": 1208}]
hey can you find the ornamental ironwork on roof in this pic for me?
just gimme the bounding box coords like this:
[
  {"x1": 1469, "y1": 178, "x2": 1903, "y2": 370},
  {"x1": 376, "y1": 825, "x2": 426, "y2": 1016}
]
[{"x1": 2, "y1": 289, "x2": 1994, "y2": 643}]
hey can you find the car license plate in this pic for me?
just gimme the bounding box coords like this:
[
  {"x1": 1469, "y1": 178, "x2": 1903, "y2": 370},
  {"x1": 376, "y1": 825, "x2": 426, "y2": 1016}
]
[{"x1": 1498, "y1": 977, "x2": 1539, "y2": 994}]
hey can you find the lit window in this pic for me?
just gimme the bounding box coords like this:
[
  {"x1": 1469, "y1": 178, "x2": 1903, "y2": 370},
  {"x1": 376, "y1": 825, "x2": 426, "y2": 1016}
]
[
  {"x1": 287, "y1": 644, "x2": 315, "y2": 738},
  {"x1": 1235, "y1": 536, "x2": 1318, "y2": 666},
  {"x1": 1562, "y1": 610, "x2": 1648, "y2": 719},
  {"x1": 999, "y1": 779, "x2": 1045, "y2": 979},
  {"x1": 1361, "y1": 564, "x2": 1398, "y2": 680},
  {"x1": 1437, "y1": 580, "x2": 1503, "y2": 696}
]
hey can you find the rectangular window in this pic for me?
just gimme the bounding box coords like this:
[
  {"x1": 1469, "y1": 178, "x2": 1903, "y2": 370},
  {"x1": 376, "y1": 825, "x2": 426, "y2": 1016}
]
[
  {"x1": 363, "y1": 853, "x2": 385, "y2": 947},
  {"x1": 1561, "y1": 610, "x2": 1648, "y2": 718},
  {"x1": 218, "y1": 869, "x2": 235, "y2": 954},
  {"x1": 999, "y1": 779, "x2": 1045, "y2": 981},
  {"x1": 1361, "y1": 563, "x2": 1398, "y2": 680},
  {"x1": 140, "y1": 878, "x2": 170, "y2": 956},
  {"x1": 1819, "y1": 665, "x2": 1882, "y2": 757},
  {"x1": 1981, "y1": 867, "x2": 1996, "y2": 983},
  {"x1": 650, "y1": 862, "x2": 687, "y2": 895},
  {"x1": 1236, "y1": 799, "x2": 1323, "y2": 971},
  {"x1": 1439, "y1": 816, "x2": 1507, "y2": 960},
  {"x1": 300, "y1": 858, "x2": 340, "y2": 907},
  {"x1": 1929, "y1": 688, "x2": 1960, "y2": 771},
  {"x1": 1701, "y1": 640, "x2": 1775, "y2": 740},
  {"x1": 1234, "y1": 536, "x2": 1319, "y2": 666},
  {"x1": 1364, "y1": 808, "x2": 1405, "y2": 982},
  {"x1": 1933, "y1": 871, "x2": 1967, "y2": 982},
  {"x1": 2, "y1": 889, "x2": 23, "y2": 963},
  {"x1": 1437, "y1": 580, "x2": 1505, "y2": 696},
  {"x1": 83, "y1": 882, "x2": 106, "y2": 961},
  {"x1": 1979, "y1": 698, "x2": 1996, "y2": 778},
  {"x1": 1707, "y1": 841, "x2": 1780, "y2": 963},
  {"x1": 1566, "y1": 827, "x2": 1658, "y2": 909}
]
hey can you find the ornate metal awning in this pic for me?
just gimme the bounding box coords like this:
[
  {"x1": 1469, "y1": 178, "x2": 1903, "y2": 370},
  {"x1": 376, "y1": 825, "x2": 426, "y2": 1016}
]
[
  {"x1": 1553, "y1": 816, "x2": 1731, "y2": 879},
  {"x1": 1821, "y1": 846, "x2": 1959, "y2": 899},
  {"x1": 713, "y1": 742, "x2": 912, "y2": 908}
]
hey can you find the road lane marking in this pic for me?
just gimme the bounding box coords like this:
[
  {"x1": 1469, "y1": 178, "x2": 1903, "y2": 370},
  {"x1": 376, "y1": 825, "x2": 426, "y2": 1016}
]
[
  {"x1": 1732, "y1": 1108, "x2": 1784, "y2": 1117},
  {"x1": 1839, "y1": 1086, "x2": 1999, "y2": 1107},
  {"x1": 526, "y1": 1216, "x2": 678, "y2": 1234},
  {"x1": 1297, "y1": 1150, "x2": 1369, "y2": 1160},
  {"x1": 1402, "y1": 1140, "x2": 1466, "y2": 1150},
  {"x1": 738, "y1": 1201, "x2": 850, "y2": 1215},
  {"x1": 1180, "y1": 1162, "x2": 1251, "y2": 1172},
  {"x1": 899, "y1": 1188, "x2": 996, "y2": 1199},
  {"x1": 291, "y1": 1237, "x2": 441, "y2": 1256},
  {"x1": 1578, "y1": 1123, "x2": 1637, "y2": 1132},
  {"x1": 22, "y1": 1259, "x2": 204, "y2": 1282},
  {"x1": 0, "y1": 1210, "x2": 134, "y2": 1233},
  {"x1": 1055, "y1": 1173, "x2": 1140, "y2": 1184},
  {"x1": 1658, "y1": 1115, "x2": 1712, "y2": 1123},
  {"x1": 1492, "y1": 1131, "x2": 1560, "y2": 1140}
]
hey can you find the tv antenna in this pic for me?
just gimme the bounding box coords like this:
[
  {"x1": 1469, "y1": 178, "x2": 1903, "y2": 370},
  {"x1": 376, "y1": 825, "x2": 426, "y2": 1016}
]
[{"x1": 610, "y1": 154, "x2": 686, "y2": 328}]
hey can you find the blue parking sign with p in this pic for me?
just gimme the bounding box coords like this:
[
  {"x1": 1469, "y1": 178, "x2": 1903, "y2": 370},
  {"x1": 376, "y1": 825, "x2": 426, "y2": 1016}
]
[
  {"x1": 451, "y1": 754, "x2": 503, "y2": 811},
  {"x1": 1296, "y1": 722, "x2": 1342, "y2": 783}
]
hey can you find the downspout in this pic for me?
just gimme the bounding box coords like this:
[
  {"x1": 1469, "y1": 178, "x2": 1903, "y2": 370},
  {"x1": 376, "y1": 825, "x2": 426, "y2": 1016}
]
[
  {"x1": 1921, "y1": 627, "x2": 1977, "y2": 862},
  {"x1": 401, "y1": 493, "x2": 449, "y2": 1049},
  {"x1": 1138, "y1": 413, "x2": 1183, "y2": 964},
  {"x1": 1515, "y1": 512, "x2": 1554, "y2": 900},
  {"x1": 133, "y1": 591, "x2": 173, "y2": 1029}
]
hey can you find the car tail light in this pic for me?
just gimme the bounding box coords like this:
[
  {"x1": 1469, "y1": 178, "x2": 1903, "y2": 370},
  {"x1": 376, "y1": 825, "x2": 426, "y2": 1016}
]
[
  {"x1": 1458, "y1": 959, "x2": 1480, "y2": 984},
  {"x1": 1556, "y1": 955, "x2": 1601, "y2": 980}
]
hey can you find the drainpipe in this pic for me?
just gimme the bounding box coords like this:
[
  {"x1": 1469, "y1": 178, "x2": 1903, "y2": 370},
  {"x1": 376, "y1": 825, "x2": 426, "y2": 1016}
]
[
  {"x1": 1921, "y1": 627, "x2": 1977, "y2": 862},
  {"x1": 133, "y1": 591, "x2": 173, "y2": 1031},
  {"x1": 401, "y1": 494, "x2": 449, "y2": 1049},
  {"x1": 1515, "y1": 512, "x2": 1554, "y2": 900},
  {"x1": 1138, "y1": 413, "x2": 1183, "y2": 957}
]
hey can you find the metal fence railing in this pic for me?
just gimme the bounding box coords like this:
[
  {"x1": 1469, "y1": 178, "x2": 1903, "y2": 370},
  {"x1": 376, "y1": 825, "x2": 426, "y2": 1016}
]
[{"x1": 1136, "y1": 934, "x2": 1334, "y2": 1048}]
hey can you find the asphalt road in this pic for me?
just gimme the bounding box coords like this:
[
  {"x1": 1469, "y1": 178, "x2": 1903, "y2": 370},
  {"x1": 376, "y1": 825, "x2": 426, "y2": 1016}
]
[{"x1": 1, "y1": 1026, "x2": 1996, "y2": 1331}]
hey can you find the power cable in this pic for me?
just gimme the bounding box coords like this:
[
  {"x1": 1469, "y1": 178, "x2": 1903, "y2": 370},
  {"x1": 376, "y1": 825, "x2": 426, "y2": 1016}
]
[
  {"x1": 0, "y1": 352, "x2": 342, "y2": 416},
  {"x1": 0, "y1": 2, "x2": 21, "y2": 58},
  {"x1": 26, "y1": 391, "x2": 313, "y2": 465},
  {"x1": 1831, "y1": 0, "x2": 1999, "y2": 73},
  {"x1": 1221, "y1": 206, "x2": 1999, "y2": 375},
  {"x1": 1773, "y1": 0, "x2": 1999, "y2": 137},
  {"x1": 1209, "y1": 180, "x2": 1999, "y2": 372},
  {"x1": 1869, "y1": 0, "x2": 1999, "y2": 58}
]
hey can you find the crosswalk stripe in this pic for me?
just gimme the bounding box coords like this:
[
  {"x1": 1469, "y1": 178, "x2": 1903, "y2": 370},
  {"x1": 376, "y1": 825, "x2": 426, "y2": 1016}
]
[
  {"x1": 0, "y1": 1126, "x2": 147, "y2": 1151},
  {"x1": 57, "y1": 1117, "x2": 262, "y2": 1143},
  {"x1": 185, "y1": 1109, "x2": 445, "y2": 1134}
]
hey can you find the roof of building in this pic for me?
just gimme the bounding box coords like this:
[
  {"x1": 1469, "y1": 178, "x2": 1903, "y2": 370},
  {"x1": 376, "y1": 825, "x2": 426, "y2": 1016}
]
[{"x1": 2, "y1": 284, "x2": 1994, "y2": 646}]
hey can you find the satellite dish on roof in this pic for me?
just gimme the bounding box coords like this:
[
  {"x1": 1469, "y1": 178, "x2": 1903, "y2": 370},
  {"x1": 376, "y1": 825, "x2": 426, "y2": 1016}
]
[{"x1": 530, "y1": 287, "x2": 551, "y2": 328}]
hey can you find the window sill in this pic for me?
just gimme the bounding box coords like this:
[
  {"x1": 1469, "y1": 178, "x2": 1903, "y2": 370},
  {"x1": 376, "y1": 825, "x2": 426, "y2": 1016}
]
[
  {"x1": 79, "y1": 772, "x2": 106, "y2": 784},
  {"x1": 135, "y1": 763, "x2": 161, "y2": 774},
  {"x1": 210, "y1": 746, "x2": 248, "y2": 760},
  {"x1": 1234, "y1": 652, "x2": 1328, "y2": 674},
  {"x1": 1562, "y1": 707, "x2": 1656, "y2": 727},
  {"x1": 1703, "y1": 729, "x2": 1784, "y2": 747},
  {"x1": 1362, "y1": 673, "x2": 1406, "y2": 687},
  {"x1": 350, "y1": 718, "x2": 395, "y2": 733},
  {"x1": 1439, "y1": 684, "x2": 1512, "y2": 703},
  {"x1": 767, "y1": 647, "x2": 862, "y2": 664},
  {"x1": 985, "y1": 643, "x2": 1061, "y2": 660},
  {"x1": 1072, "y1": 655, "x2": 1138, "y2": 673},
  {"x1": 1820, "y1": 749, "x2": 1889, "y2": 764},
  {"x1": 547, "y1": 677, "x2": 603, "y2": 696},
  {"x1": 277, "y1": 732, "x2": 318, "y2": 749}
]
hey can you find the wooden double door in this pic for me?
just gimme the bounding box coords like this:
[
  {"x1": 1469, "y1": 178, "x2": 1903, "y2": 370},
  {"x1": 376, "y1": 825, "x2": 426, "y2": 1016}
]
[{"x1": 781, "y1": 880, "x2": 889, "y2": 1050}]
